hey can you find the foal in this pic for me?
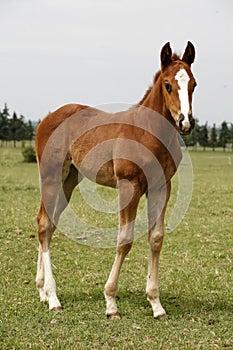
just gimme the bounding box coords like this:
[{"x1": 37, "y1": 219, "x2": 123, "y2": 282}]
[{"x1": 36, "y1": 42, "x2": 197, "y2": 318}]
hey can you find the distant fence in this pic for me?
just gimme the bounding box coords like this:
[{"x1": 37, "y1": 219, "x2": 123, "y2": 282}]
[
  {"x1": 1, "y1": 140, "x2": 232, "y2": 152},
  {"x1": 0, "y1": 140, "x2": 35, "y2": 148}
]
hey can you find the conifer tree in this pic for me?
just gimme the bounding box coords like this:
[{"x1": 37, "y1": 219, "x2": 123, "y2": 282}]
[
  {"x1": 210, "y1": 123, "x2": 217, "y2": 151},
  {"x1": 0, "y1": 103, "x2": 10, "y2": 145},
  {"x1": 199, "y1": 123, "x2": 209, "y2": 151},
  {"x1": 219, "y1": 121, "x2": 230, "y2": 152}
]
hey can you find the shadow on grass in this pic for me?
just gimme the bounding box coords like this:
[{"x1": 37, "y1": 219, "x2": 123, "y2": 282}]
[{"x1": 58, "y1": 286, "x2": 231, "y2": 319}]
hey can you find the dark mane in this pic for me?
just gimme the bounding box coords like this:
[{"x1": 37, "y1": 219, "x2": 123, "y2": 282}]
[
  {"x1": 137, "y1": 71, "x2": 160, "y2": 106},
  {"x1": 137, "y1": 53, "x2": 181, "y2": 106}
]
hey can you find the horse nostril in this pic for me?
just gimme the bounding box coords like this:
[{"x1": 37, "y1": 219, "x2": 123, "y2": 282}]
[
  {"x1": 179, "y1": 114, "x2": 185, "y2": 129},
  {"x1": 189, "y1": 114, "x2": 195, "y2": 129}
]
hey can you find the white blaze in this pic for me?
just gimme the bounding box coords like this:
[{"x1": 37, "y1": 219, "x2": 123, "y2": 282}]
[{"x1": 175, "y1": 68, "x2": 190, "y2": 126}]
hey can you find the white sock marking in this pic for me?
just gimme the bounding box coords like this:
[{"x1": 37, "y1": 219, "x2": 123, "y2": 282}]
[{"x1": 43, "y1": 251, "x2": 61, "y2": 310}]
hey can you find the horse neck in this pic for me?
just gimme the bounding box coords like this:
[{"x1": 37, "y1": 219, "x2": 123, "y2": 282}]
[
  {"x1": 140, "y1": 73, "x2": 167, "y2": 117},
  {"x1": 139, "y1": 72, "x2": 180, "y2": 152}
]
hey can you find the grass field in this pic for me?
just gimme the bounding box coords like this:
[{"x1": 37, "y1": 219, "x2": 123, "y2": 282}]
[{"x1": 0, "y1": 147, "x2": 232, "y2": 349}]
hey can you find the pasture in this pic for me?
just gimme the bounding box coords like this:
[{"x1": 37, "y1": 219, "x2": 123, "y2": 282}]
[{"x1": 0, "y1": 147, "x2": 232, "y2": 349}]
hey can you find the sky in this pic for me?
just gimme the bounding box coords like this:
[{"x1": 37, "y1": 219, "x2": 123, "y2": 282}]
[{"x1": 0, "y1": 0, "x2": 232, "y2": 126}]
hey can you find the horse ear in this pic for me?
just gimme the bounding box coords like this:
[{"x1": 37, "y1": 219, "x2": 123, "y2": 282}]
[
  {"x1": 161, "y1": 42, "x2": 172, "y2": 70},
  {"x1": 182, "y1": 41, "x2": 195, "y2": 66}
]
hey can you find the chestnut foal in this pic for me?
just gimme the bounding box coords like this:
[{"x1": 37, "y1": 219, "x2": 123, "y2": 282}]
[{"x1": 35, "y1": 42, "x2": 196, "y2": 318}]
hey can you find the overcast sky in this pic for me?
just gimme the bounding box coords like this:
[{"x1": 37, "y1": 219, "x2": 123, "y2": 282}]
[{"x1": 0, "y1": 0, "x2": 232, "y2": 126}]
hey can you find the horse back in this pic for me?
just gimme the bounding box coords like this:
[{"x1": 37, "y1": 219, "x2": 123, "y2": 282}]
[{"x1": 35, "y1": 104, "x2": 88, "y2": 163}]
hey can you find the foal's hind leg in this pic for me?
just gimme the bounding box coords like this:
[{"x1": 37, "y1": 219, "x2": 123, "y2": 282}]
[
  {"x1": 36, "y1": 201, "x2": 61, "y2": 310},
  {"x1": 36, "y1": 165, "x2": 80, "y2": 310},
  {"x1": 53, "y1": 164, "x2": 82, "y2": 224}
]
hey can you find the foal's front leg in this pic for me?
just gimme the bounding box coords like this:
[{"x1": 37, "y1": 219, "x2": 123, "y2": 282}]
[
  {"x1": 146, "y1": 217, "x2": 166, "y2": 319},
  {"x1": 104, "y1": 179, "x2": 140, "y2": 318},
  {"x1": 104, "y1": 227, "x2": 133, "y2": 318},
  {"x1": 146, "y1": 183, "x2": 170, "y2": 318}
]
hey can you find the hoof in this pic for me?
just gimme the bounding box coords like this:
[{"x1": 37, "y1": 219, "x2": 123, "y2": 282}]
[
  {"x1": 107, "y1": 312, "x2": 120, "y2": 319},
  {"x1": 154, "y1": 312, "x2": 166, "y2": 320},
  {"x1": 50, "y1": 306, "x2": 62, "y2": 312}
]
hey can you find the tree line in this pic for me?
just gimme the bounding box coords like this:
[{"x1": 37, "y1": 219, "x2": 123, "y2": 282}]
[
  {"x1": 0, "y1": 102, "x2": 232, "y2": 151},
  {"x1": 182, "y1": 120, "x2": 233, "y2": 151},
  {"x1": 0, "y1": 103, "x2": 37, "y2": 147}
]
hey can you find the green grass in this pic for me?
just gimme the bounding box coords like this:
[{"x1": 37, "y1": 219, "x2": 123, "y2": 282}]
[{"x1": 0, "y1": 148, "x2": 232, "y2": 349}]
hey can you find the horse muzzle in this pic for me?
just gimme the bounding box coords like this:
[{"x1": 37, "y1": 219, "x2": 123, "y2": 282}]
[{"x1": 177, "y1": 113, "x2": 195, "y2": 135}]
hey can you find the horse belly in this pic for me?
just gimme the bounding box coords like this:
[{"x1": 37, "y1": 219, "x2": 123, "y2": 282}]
[{"x1": 71, "y1": 152, "x2": 117, "y2": 188}]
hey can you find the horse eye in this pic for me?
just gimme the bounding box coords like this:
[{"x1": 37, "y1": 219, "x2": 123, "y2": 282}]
[{"x1": 164, "y1": 82, "x2": 172, "y2": 93}]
